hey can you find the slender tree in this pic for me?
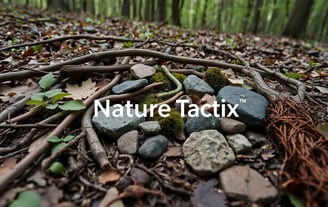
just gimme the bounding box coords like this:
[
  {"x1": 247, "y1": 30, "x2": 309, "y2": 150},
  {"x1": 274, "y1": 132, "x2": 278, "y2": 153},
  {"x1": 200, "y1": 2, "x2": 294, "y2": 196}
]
[
  {"x1": 282, "y1": 0, "x2": 314, "y2": 38},
  {"x1": 157, "y1": 0, "x2": 166, "y2": 22},
  {"x1": 121, "y1": 0, "x2": 130, "y2": 18},
  {"x1": 172, "y1": 0, "x2": 181, "y2": 26},
  {"x1": 251, "y1": 0, "x2": 263, "y2": 34},
  {"x1": 201, "y1": 0, "x2": 208, "y2": 27}
]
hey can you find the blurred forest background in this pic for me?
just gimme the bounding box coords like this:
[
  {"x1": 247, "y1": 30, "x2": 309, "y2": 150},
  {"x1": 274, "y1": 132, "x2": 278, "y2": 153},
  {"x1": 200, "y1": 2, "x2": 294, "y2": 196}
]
[{"x1": 1, "y1": 0, "x2": 327, "y2": 43}]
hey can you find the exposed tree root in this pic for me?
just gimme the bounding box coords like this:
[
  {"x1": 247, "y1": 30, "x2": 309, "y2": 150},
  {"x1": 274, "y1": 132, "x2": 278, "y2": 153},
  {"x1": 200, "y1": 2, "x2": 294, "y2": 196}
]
[{"x1": 267, "y1": 98, "x2": 328, "y2": 207}]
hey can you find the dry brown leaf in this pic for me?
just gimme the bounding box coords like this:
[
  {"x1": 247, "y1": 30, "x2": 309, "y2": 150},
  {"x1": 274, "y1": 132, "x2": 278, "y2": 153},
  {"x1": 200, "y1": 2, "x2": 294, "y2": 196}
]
[
  {"x1": 228, "y1": 78, "x2": 244, "y2": 86},
  {"x1": 98, "y1": 169, "x2": 121, "y2": 184},
  {"x1": 99, "y1": 187, "x2": 124, "y2": 207},
  {"x1": 65, "y1": 78, "x2": 98, "y2": 100},
  {"x1": 0, "y1": 157, "x2": 16, "y2": 176},
  {"x1": 0, "y1": 81, "x2": 38, "y2": 102}
]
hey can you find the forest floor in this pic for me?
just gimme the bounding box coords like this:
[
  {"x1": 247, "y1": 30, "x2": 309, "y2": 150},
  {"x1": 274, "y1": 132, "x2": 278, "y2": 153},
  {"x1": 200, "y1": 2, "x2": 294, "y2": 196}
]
[{"x1": 0, "y1": 4, "x2": 328, "y2": 207}]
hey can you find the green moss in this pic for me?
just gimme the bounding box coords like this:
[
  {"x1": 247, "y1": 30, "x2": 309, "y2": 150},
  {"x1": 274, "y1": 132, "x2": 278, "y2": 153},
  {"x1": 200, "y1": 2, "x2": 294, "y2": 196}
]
[
  {"x1": 150, "y1": 71, "x2": 186, "y2": 90},
  {"x1": 150, "y1": 72, "x2": 170, "y2": 89},
  {"x1": 152, "y1": 109, "x2": 184, "y2": 137},
  {"x1": 172, "y1": 73, "x2": 186, "y2": 83},
  {"x1": 204, "y1": 67, "x2": 228, "y2": 93},
  {"x1": 138, "y1": 94, "x2": 163, "y2": 108}
]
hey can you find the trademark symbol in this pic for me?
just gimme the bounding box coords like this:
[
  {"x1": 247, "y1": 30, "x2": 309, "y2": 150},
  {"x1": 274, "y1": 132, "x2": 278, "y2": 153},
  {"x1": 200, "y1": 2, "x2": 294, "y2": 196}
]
[{"x1": 239, "y1": 95, "x2": 247, "y2": 103}]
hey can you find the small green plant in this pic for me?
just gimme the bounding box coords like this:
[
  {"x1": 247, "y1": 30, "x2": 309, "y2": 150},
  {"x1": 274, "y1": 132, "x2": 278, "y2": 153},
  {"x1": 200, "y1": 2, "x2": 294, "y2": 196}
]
[
  {"x1": 48, "y1": 135, "x2": 74, "y2": 154},
  {"x1": 152, "y1": 109, "x2": 184, "y2": 137},
  {"x1": 48, "y1": 161, "x2": 65, "y2": 176},
  {"x1": 309, "y1": 59, "x2": 316, "y2": 67},
  {"x1": 9, "y1": 190, "x2": 41, "y2": 207},
  {"x1": 26, "y1": 73, "x2": 85, "y2": 111}
]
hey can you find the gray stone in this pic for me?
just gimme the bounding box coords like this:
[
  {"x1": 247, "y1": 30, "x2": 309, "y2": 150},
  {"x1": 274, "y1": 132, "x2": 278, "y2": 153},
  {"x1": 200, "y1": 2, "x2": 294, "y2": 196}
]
[
  {"x1": 92, "y1": 107, "x2": 145, "y2": 139},
  {"x1": 245, "y1": 131, "x2": 267, "y2": 146},
  {"x1": 138, "y1": 135, "x2": 168, "y2": 160},
  {"x1": 183, "y1": 130, "x2": 235, "y2": 176},
  {"x1": 130, "y1": 64, "x2": 156, "y2": 79},
  {"x1": 225, "y1": 133, "x2": 252, "y2": 153},
  {"x1": 112, "y1": 79, "x2": 148, "y2": 94},
  {"x1": 139, "y1": 121, "x2": 161, "y2": 137},
  {"x1": 183, "y1": 75, "x2": 214, "y2": 97},
  {"x1": 219, "y1": 118, "x2": 247, "y2": 134},
  {"x1": 185, "y1": 111, "x2": 220, "y2": 136},
  {"x1": 217, "y1": 86, "x2": 269, "y2": 127},
  {"x1": 219, "y1": 165, "x2": 278, "y2": 203},
  {"x1": 117, "y1": 130, "x2": 139, "y2": 154}
]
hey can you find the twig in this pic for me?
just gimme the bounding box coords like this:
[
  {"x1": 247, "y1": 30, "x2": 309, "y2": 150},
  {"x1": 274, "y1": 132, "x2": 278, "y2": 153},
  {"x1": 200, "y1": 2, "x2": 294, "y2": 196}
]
[
  {"x1": 135, "y1": 164, "x2": 192, "y2": 196},
  {"x1": 60, "y1": 59, "x2": 162, "y2": 78},
  {"x1": 0, "y1": 48, "x2": 269, "y2": 82},
  {"x1": 168, "y1": 69, "x2": 204, "y2": 78},
  {"x1": 0, "y1": 123, "x2": 57, "y2": 128},
  {"x1": 155, "y1": 65, "x2": 183, "y2": 98},
  {"x1": 78, "y1": 175, "x2": 107, "y2": 193},
  {"x1": 0, "y1": 73, "x2": 123, "y2": 193}
]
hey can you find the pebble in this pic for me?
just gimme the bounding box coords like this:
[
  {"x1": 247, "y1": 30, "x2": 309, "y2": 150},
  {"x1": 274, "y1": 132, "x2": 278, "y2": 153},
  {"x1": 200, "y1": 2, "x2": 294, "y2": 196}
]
[
  {"x1": 183, "y1": 130, "x2": 235, "y2": 176},
  {"x1": 225, "y1": 133, "x2": 252, "y2": 153},
  {"x1": 183, "y1": 75, "x2": 214, "y2": 97},
  {"x1": 185, "y1": 111, "x2": 220, "y2": 136},
  {"x1": 138, "y1": 121, "x2": 161, "y2": 137},
  {"x1": 217, "y1": 86, "x2": 269, "y2": 128},
  {"x1": 219, "y1": 165, "x2": 278, "y2": 203},
  {"x1": 92, "y1": 107, "x2": 145, "y2": 139},
  {"x1": 112, "y1": 79, "x2": 148, "y2": 94},
  {"x1": 117, "y1": 130, "x2": 139, "y2": 154},
  {"x1": 245, "y1": 131, "x2": 267, "y2": 146},
  {"x1": 138, "y1": 135, "x2": 168, "y2": 160},
  {"x1": 219, "y1": 118, "x2": 246, "y2": 134},
  {"x1": 130, "y1": 64, "x2": 156, "y2": 79}
]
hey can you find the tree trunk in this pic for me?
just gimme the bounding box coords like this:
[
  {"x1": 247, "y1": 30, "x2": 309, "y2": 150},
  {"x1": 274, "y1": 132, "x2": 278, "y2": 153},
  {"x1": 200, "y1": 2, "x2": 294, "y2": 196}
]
[
  {"x1": 144, "y1": 0, "x2": 151, "y2": 21},
  {"x1": 251, "y1": 0, "x2": 263, "y2": 34},
  {"x1": 138, "y1": 0, "x2": 143, "y2": 20},
  {"x1": 132, "y1": 0, "x2": 137, "y2": 19},
  {"x1": 157, "y1": 0, "x2": 166, "y2": 22},
  {"x1": 172, "y1": 0, "x2": 181, "y2": 26},
  {"x1": 47, "y1": 0, "x2": 68, "y2": 11},
  {"x1": 121, "y1": 0, "x2": 130, "y2": 18},
  {"x1": 201, "y1": 0, "x2": 208, "y2": 27},
  {"x1": 282, "y1": 0, "x2": 314, "y2": 38},
  {"x1": 242, "y1": 0, "x2": 253, "y2": 32}
]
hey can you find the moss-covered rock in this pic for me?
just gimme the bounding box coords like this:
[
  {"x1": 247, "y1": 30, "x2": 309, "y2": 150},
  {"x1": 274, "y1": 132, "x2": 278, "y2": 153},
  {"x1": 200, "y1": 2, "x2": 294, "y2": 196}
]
[
  {"x1": 152, "y1": 109, "x2": 184, "y2": 137},
  {"x1": 204, "y1": 67, "x2": 228, "y2": 93},
  {"x1": 138, "y1": 94, "x2": 163, "y2": 108}
]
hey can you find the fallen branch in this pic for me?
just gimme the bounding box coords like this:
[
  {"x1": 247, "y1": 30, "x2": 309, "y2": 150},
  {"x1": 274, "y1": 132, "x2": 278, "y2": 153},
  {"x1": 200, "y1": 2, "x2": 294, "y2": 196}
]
[
  {"x1": 0, "y1": 48, "x2": 266, "y2": 82},
  {"x1": 155, "y1": 65, "x2": 183, "y2": 98}
]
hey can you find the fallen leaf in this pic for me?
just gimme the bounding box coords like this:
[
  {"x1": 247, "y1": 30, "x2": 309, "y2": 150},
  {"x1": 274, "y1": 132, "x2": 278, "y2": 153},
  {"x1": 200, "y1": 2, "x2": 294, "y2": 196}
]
[
  {"x1": 228, "y1": 78, "x2": 244, "y2": 86},
  {"x1": 0, "y1": 157, "x2": 16, "y2": 176},
  {"x1": 191, "y1": 179, "x2": 226, "y2": 207},
  {"x1": 0, "y1": 82, "x2": 38, "y2": 102},
  {"x1": 315, "y1": 86, "x2": 328, "y2": 94},
  {"x1": 36, "y1": 185, "x2": 63, "y2": 207},
  {"x1": 22, "y1": 47, "x2": 35, "y2": 57},
  {"x1": 99, "y1": 169, "x2": 121, "y2": 184},
  {"x1": 65, "y1": 79, "x2": 98, "y2": 100},
  {"x1": 99, "y1": 187, "x2": 124, "y2": 207}
]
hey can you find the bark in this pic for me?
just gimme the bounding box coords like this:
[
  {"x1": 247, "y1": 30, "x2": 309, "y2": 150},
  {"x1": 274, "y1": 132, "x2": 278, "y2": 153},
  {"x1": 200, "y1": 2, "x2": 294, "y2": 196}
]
[
  {"x1": 132, "y1": 0, "x2": 137, "y2": 19},
  {"x1": 251, "y1": 0, "x2": 263, "y2": 34},
  {"x1": 157, "y1": 0, "x2": 166, "y2": 22},
  {"x1": 121, "y1": 0, "x2": 130, "y2": 18},
  {"x1": 172, "y1": 0, "x2": 181, "y2": 26},
  {"x1": 201, "y1": 0, "x2": 208, "y2": 26},
  {"x1": 144, "y1": 0, "x2": 151, "y2": 21},
  {"x1": 282, "y1": 0, "x2": 314, "y2": 38}
]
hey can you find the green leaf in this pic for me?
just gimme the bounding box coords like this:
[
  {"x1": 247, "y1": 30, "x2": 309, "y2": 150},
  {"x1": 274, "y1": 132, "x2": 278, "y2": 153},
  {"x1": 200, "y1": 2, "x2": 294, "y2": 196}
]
[
  {"x1": 45, "y1": 103, "x2": 58, "y2": 110},
  {"x1": 52, "y1": 92, "x2": 70, "y2": 102},
  {"x1": 48, "y1": 161, "x2": 65, "y2": 175},
  {"x1": 283, "y1": 72, "x2": 303, "y2": 80},
  {"x1": 48, "y1": 136, "x2": 61, "y2": 143},
  {"x1": 286, "y1": 192, "x2": 304, "y2": 207},
  {"x1": 51, "y1": 143, "x2": 66, "y2": 154},
  {"x1": 123, "y1": 41, "x2": 133, "y2": 48},
  {"x1": 39, "y1": 73, "x2": 55, "y2": 90},
  {"x1": 63, "y1": 135, "x2": 74, "y2": 142},
  {"x1": 30, "y1": 92, "x2": 45, "y2": 101},
  {"x1": 33, "y1": 45, "x2": 43, "y2": 53},
  {"x1": 44, "y1": 89, "x2": 62, "y2": 98},
  {"x1": 25, "y1": 99, "x2": 43, "y2": 106},
  {"x1": 9, "y1": 190, "x2": 41, "y2": 207},
  {"x1": 58, "y1": 100, "x2": 85, "y2": 111}
]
